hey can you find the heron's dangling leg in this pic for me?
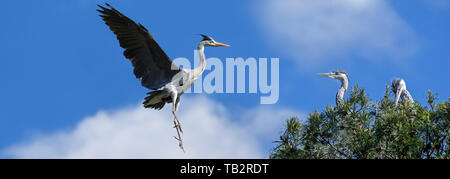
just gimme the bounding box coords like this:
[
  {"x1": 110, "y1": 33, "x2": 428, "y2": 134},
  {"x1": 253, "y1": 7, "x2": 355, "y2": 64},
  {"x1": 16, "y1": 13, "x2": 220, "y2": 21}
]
[
  {"x1": 171, "y1": 93, "x2": 184, "y2": 152},
  {"x1": 173, "y1": 97, "x2": 182, "y2": 133}
]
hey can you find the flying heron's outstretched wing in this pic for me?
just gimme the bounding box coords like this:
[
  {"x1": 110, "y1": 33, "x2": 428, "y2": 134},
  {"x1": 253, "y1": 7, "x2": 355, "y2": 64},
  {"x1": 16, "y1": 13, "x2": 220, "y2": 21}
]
[{"x1": 97, "y1": 3, "x2": 181, "y2": 89}]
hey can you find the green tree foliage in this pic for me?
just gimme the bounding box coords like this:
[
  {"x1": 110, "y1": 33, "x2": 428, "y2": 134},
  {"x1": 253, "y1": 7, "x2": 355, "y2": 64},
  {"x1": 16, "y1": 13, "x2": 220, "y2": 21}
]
[{"x1": 270, "y1": 85, "x2": 450, "y2": 159}]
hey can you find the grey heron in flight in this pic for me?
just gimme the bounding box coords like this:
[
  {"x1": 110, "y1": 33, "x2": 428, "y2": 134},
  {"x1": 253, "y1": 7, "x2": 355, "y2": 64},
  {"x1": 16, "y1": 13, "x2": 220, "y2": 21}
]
[
  {"x1": 391, "y1": 78, "x2": 414, "y2": 106},
  {"x1": 97, "y1": 3, "x2": 230, "y2": 152},
  {"x1": 318, "y1": 71, "x2": 349, "y2": 106}
]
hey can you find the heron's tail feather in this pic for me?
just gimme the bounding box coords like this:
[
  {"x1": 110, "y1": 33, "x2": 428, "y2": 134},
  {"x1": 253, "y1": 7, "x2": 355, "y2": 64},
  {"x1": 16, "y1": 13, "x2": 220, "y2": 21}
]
[{"x1": 143, "y1": 90, "x2": 166, "y2": 110}]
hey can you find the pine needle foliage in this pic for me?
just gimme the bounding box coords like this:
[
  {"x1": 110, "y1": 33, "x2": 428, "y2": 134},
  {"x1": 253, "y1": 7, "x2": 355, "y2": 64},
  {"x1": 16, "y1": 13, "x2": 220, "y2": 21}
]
[{"x1": 270, "y1": 85, "x2": 450, "y2": 159}]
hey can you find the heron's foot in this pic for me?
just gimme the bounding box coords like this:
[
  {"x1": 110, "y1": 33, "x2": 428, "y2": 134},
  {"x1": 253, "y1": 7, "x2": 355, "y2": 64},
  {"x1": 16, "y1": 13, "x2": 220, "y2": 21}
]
[{"x1": 173, "y1": 135, "x2": 185, "y2": 153}]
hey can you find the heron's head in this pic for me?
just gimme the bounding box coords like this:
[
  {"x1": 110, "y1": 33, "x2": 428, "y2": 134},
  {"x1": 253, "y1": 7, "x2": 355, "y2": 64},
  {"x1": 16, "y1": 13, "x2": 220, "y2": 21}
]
[
  {"x1": 200, "y1": 34, "x2": 230, "y2": 47},
  {"x1": 391, "y1": 78, "x2": 406, "y2": 93},
  {"x1": 318, "y1": 70, "x2": 348, "y2": 82}
]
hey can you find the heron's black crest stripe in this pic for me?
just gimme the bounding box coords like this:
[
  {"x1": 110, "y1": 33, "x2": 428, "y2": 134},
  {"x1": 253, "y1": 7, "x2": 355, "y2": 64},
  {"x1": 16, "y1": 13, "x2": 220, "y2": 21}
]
[
  {"x1": 200, "y1": 34, "x2": 213, "y2": 41},
  {"x1": 333, "y1": 70, "x2": 349, "y2": 82},
  {"x1": 333, "y1": 70, "x2": 347, "y2": 75}
]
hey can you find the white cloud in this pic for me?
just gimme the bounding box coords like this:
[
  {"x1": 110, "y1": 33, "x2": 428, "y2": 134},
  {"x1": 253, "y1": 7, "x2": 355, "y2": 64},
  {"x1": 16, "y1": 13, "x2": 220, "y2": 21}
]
[
  {"x1": 3, "y1": 96, "x2": 303, "y2": 159},
  {"x1": 256, "y1": 0, "x2": 418, "y2": 65}
]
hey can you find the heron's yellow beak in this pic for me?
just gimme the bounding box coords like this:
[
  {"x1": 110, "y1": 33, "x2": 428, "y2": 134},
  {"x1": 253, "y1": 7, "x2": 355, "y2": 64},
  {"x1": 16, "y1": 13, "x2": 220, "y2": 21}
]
[
  {"x1": 214, "y1": 42, "x2": 230, "y2": 47},
  {"x1": 318, "y1": 73, "x2": 331, "y2": 77}
]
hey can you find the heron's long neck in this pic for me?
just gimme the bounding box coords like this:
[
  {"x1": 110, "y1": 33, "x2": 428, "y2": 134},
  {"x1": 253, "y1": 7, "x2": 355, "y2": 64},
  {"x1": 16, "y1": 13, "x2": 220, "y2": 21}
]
[
  {"x1": 193, "y1": 44, "x2": 207, "y2": 79},
  {"x1": 336, "y1": 79, "x2": 348, "y2": 106}
]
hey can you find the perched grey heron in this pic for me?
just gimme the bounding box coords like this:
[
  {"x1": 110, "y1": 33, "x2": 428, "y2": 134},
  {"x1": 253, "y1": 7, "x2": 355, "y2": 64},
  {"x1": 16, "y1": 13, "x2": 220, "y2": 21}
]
[
  {"x1": 97, "y1": 3, "x2": 229, "y2": 151},
  {"x1": 318, "y1": 71, "x2": 349, "y2": 106},
  {"x1": 391, "y1": 78, "x2": 414, "y2": 106}
]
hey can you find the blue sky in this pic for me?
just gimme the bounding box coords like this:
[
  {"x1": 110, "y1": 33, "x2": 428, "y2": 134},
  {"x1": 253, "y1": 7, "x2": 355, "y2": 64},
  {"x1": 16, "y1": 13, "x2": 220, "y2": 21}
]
[{"x1": 0, "y1": 0, "x2": 449, "y2": 158}]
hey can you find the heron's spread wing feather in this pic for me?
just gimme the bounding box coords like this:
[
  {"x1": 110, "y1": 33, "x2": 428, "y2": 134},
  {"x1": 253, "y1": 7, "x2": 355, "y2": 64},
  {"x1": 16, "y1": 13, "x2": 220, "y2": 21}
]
[{"x1": 97, "y1": 3, "x2": 181, "y2": 89}]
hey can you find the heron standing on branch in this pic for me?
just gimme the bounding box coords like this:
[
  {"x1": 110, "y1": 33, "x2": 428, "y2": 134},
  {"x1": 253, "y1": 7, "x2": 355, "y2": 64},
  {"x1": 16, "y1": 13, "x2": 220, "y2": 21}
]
[
  {"x1": 391, "y1": 78, "x2": 414, "y2": 106},
  {"x1": 318, "y1": 71, "x2": 349, "y2": 106},
  {"x1": 97, "y1": 3, "x2": 230, "y2": 152}
]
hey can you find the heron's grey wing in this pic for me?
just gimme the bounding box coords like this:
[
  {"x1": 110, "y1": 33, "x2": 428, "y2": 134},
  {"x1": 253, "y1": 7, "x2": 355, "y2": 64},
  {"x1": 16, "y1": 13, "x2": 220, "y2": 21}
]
[
  {"x1": 97, "y1": 4, "x2": 181, "y2": 89},
  {"x1": 402, "y1": 90, "x2": 414, "y2": 103}
]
